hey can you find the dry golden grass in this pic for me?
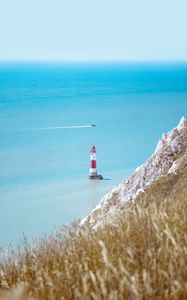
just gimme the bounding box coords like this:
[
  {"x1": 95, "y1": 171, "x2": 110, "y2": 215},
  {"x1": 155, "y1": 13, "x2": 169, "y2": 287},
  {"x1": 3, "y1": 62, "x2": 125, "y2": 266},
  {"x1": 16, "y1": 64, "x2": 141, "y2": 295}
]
[
  {"x1": 0, "y1": 190, "x2": 186, "y2": 300},
  {"x1": 1, "y1": 153, "x2": 187, "y2": 300}
]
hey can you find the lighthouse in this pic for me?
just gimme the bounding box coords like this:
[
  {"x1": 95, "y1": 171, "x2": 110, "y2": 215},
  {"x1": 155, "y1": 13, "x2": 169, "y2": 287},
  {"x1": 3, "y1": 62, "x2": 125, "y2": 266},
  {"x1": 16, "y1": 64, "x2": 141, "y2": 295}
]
[{"x1": 89, "y1": 145, "x2": 103, "y2": 180}]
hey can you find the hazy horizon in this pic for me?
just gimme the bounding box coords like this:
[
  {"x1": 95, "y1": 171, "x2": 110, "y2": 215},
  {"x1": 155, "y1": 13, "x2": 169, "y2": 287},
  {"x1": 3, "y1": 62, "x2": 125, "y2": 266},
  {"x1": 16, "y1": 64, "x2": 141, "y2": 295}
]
[
  {"x1": 0, "y1": 59, "x2": 187, "y2": 63},
  {"x1": 0, "y1": 0, "x2": 187, "y2": 62}
]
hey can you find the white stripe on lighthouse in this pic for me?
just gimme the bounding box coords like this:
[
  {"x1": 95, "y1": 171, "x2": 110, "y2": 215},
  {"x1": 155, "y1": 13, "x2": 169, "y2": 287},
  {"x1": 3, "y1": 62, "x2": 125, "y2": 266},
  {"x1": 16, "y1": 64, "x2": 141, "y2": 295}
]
[
  {"x1": 90, "y1": 153, "x2": 96, "y2": 160},
  {"x1": 89, "y1": 168, "x2": 97, "y2": 173}
]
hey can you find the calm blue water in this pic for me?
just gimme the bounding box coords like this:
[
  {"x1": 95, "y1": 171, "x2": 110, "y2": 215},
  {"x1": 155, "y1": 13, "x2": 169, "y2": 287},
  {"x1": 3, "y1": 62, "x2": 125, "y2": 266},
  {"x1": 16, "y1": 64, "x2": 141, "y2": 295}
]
[{"x1": 0, "y1": 62, "x2": 187, "y2": 248}]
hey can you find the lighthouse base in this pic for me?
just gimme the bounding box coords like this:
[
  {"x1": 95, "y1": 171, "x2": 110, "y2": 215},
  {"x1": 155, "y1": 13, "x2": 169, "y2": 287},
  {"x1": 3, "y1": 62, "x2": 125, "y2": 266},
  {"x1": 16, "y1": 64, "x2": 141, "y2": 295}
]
[{"x1": 89, "y1": 174, "x2": 103, "y2": 180}]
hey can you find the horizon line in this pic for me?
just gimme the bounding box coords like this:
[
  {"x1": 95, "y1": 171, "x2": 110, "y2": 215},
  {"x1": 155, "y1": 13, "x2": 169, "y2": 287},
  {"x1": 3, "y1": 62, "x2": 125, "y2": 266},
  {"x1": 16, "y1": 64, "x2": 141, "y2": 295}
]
[{"x1": 0, "y1": 59, "x2": 187, "y2": 64}]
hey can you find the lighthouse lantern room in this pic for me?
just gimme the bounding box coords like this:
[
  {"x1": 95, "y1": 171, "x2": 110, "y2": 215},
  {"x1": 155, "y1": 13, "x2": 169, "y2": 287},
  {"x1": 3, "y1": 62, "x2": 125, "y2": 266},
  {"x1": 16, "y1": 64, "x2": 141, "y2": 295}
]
[{"x1": 89, "y1": 145, "x2": 103, "y2": 180}]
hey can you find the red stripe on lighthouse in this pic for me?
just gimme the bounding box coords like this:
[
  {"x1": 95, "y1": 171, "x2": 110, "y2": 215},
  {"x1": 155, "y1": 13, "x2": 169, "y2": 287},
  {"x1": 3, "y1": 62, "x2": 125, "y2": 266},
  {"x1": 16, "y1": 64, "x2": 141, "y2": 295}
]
[{"x1": 90, "y1": 160, "x2": 96, "y2": 168}]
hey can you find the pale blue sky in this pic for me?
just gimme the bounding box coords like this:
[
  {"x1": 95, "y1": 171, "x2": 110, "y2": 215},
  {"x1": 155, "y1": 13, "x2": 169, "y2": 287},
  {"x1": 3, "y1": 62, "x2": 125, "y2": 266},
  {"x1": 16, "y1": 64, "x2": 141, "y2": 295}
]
[{"x1": 0, "y1": 0, "x2": 187, "y2": 61}]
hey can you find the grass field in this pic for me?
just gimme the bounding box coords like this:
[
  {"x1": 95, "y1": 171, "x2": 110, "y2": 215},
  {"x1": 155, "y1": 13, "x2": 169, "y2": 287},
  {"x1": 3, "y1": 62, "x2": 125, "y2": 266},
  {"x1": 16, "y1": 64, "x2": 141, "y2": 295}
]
[{"x1": 0, "y1": 185, "x2": 186, "y2": 300}]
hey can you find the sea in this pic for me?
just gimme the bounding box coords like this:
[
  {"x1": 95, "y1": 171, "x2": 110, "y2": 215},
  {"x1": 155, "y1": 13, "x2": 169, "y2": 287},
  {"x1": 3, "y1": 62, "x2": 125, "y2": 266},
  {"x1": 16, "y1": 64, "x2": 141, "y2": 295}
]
[{"x1": 0, "y1": 62, "x2": 187, "y2": 248}]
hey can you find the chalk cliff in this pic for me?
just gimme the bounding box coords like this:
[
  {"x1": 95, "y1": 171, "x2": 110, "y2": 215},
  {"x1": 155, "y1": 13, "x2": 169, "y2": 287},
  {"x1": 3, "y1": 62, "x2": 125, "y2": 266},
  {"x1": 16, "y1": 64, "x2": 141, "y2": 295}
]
[{"x1": 82, "y1": 117, "x2": 187, "y2": 228}]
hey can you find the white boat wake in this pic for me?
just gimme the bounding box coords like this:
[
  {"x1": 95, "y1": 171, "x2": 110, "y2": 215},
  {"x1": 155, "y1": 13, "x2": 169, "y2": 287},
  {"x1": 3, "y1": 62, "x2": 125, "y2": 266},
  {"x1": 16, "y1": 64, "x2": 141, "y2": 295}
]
[{"x1": 25, "y1": 125, "x2": 95, "y2": 131}]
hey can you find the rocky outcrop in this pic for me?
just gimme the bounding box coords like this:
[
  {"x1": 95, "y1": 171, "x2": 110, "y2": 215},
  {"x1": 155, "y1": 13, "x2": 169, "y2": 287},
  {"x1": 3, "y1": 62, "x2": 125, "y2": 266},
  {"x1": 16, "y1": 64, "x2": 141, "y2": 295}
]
[{"x1": 81, "y1": 117, "x2": 187, "y2": 228}]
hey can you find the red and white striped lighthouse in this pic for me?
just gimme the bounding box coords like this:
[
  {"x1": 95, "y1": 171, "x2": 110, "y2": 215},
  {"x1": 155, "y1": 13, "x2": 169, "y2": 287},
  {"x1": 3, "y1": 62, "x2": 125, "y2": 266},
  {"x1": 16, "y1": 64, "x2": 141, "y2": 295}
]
[{"x1": 89, "y1": 145, "x2": 103, "y2": 180}]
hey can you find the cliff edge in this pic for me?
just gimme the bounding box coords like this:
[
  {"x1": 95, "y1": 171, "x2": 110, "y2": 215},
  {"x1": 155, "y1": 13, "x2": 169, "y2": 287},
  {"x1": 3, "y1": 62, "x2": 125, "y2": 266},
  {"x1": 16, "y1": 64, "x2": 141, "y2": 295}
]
[{"x1": 82, "y1": 117, "x2": 187, "y2": 228}]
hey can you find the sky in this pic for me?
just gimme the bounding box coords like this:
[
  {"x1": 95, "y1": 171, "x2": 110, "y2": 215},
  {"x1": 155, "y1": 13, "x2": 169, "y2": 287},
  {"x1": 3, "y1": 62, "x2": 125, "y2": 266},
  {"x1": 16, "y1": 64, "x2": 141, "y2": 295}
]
[{"x1": 0, "y1": 0, "x2": 187, "y2": 61}]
